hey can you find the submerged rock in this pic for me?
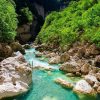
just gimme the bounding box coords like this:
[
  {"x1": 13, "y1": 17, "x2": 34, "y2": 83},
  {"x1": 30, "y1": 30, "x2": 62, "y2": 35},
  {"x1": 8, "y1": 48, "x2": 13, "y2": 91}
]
[
  {"x1": 73, "y1": 80, "x2": 95, "y2": 95},
  {"x1": 0, "y1": 52, "x2": 32, "y2": 99},
  {"x1": 55, "y1": 78, "x2": 73, "y2": 89}
]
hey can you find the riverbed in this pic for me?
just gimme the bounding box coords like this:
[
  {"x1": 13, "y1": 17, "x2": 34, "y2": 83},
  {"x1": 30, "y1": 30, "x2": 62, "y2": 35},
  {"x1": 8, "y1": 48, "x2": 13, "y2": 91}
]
[{"x1": 7, "y1": 48, "x2": 100, "y2": 100}]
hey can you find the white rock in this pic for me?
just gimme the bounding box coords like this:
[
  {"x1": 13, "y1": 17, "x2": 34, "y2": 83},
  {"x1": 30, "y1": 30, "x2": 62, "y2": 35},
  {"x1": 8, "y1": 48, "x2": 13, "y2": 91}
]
[{"x1": 73, "y1": 80, "x2": 95, "y2": 95}]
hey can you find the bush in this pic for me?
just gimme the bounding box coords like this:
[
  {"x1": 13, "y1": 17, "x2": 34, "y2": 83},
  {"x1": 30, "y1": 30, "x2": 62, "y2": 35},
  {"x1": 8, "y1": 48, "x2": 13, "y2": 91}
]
[
  {"x1": 36, "y1": 0, "x2": 100, "y2": 48},
  {"x1": 20, "y1": 7, "x2": 33, "y2": 23},
  {"x1": 0, "y1": 0, "x2": 18, "y2": 42}
]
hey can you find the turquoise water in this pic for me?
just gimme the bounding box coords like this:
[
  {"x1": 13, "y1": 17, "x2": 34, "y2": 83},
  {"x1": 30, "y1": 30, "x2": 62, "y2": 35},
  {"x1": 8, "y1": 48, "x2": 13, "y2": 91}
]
[{"x1": 7, "y1": 48, "x2": 100, "y2": 100}]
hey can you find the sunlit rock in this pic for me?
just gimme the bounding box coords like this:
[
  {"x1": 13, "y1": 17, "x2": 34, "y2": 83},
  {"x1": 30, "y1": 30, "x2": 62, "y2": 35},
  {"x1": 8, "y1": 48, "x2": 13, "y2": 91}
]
[
  {"x1": 73, "y1": 80, "x2": 96, "y2": 95},
  {"x1": 0, "y1": 52, "x2": 32, "y2": 99}
]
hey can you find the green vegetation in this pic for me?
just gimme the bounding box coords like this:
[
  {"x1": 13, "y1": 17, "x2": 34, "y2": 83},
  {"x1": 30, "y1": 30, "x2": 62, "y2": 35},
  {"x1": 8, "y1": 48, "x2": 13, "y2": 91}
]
[
  {"x1": 20, "y1": 7, "x2": 33, "y2": 23},
  {"x1": 0, "y1": 0, "x2": 17, "y2": 42},
  {"x1": 36, "y1": 0, "x2": 100, "y2": 48}
]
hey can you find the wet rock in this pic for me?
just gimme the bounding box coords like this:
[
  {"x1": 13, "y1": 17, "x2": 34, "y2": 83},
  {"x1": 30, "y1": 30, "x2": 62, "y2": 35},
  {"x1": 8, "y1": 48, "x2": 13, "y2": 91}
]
[
  {"x1": 73, "y1": 80, "x2": 95, "y2": 95},
  {"x1": 49, "y1": 56, "x2": 60, "y2": 64},
  {"x1": 60, "y1": 62, "x2": 80, "y2": 73},
  {"x1": 81, "y1": 63, "x2": 90, "y2": 75},
  {"x1": 10, "y1": 42, "x2": 25, "y2": 54},
  {"x1": 0, "y1": 53, "x2": 32, "y2": 99},
  {"x1": 55, "y1": 78, "x2": 73, "y2": 88},
  {"x1": 60, "y1": 52, "x2": 70, "y2": 63},
  {"x1": 85, "y1": 75, "x2": 98, "y2": 86}
]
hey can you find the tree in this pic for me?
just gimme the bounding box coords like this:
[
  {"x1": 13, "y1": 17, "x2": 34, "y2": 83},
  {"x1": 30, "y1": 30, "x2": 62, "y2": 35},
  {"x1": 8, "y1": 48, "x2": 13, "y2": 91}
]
[{"x1": 0, "y1": 0, "x2": 18, "y2": 42}]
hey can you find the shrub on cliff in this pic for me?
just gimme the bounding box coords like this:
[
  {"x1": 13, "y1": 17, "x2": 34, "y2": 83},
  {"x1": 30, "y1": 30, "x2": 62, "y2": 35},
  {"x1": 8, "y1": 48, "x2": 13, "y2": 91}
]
[
  {"x1": 20, "y1": 7, "x2": 33, "y2": 23},
  {"x1": 0, "y1": 0, "x2": 18, "y2": 42},
  {"x1": 36, "y1": 0, "x2": 100, "y2": 48}
]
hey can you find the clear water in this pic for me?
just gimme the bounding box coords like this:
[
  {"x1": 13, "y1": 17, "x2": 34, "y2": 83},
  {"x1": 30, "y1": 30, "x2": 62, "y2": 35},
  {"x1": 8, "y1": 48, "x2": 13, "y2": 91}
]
[{"x1": 7, "y1": 48, "x2": 100, "y2": 100}]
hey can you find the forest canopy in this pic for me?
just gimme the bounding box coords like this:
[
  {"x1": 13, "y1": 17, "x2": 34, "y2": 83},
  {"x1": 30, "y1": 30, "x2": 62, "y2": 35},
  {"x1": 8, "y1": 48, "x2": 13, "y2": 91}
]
[
  {"x1": 0, "y1": 0, "x2": 18, "y2": 42},
  {"x1": 36, "y1": 0, "x2": 100, "y2": 48}
]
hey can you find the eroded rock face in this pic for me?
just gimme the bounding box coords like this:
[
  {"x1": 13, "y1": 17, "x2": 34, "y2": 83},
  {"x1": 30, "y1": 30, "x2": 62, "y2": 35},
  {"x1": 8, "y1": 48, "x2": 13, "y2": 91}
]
[
  {"x1": 0, "y1": 52, "x2": 32, "y2": 99},
  {"x1": 10, "y1": 42, "x2": 25, "y2": 54},
  {"x1": 73, "y1": 80, "x2": 95, "y2": 95}
]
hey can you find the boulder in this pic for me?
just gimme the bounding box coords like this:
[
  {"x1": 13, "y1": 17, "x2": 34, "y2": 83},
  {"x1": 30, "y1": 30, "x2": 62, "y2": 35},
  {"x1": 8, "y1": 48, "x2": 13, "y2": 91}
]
[
  {"x1": 95, "y1": 72, "x2": 100, "y2": 81},
  {"x1": 10, "y1": 42, "x2": 25, "y2": 54},
  {"x1": 60, "y1": 62, "x2": 79, "y2": 73},
  {"x1": 73, "y1": 80, "x2": 95, "y2": 95},
  {"x1": 85, "y1": 75, "x2": 98, "y2": 86},
  {"x1": 60, "y1": 52, "x2": 70, "y2": 63},
  {"x1": 35, "y1": 52, "x2": 43, "y2": 57},
  {"x1": 49, "y1": 56, "x2": 60, "y2": 64},
  {"x1": 94, "y1": 55, "x2": 100, "y2": 67},
  {"x1": 45, "y1": 52, "x2": 57, "y2": 58},
  {"x1": 97, "y1": 86, "x2": 100, "y2": 94},
  {"x1": 0, "y1": 44, "x2": 13, "y2": 59},
  {"x1": 85, "y1": 44, "x2": 99, "y2": 57},
  {"x1": 0, "y1": 53, "x2": 32, "y2": 99},
  {"x1": 76, "y1": 47, "x2": 85, "y2": 58},
  {"x1": 81, "y1": 63, "x2": 90, "y2": 75},
  {"x1": 55, "y1": 78, "x2": 73, "y2": 88}
]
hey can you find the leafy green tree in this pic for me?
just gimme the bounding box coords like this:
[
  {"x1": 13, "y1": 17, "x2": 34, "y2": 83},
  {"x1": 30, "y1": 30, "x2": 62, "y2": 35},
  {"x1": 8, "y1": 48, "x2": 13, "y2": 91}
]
[
  {"x1": 36, "y1": 0, "x2": 100, "y2": 48},
  {"x1": 0, "y1": 0, "x2": 18, "y2": 42},
  {"x1": 20, "y1": 7, "x2": 33, "y2": 23}
]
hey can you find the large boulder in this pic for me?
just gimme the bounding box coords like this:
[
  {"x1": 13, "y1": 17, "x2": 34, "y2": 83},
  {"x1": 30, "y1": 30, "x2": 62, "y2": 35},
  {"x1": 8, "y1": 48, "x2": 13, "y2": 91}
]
[
  {"x1": 60, "y1": 62, "x2": 80, "y2": 73},
  {"x1": 85, "y1": 75, "x2": 98, "y2": 86},
  {"x1": 73, "y1": 80, "x2": 95, "y2": 95},
  {"x1": 94, "y1": 55, "x2": 100, "y2": 67},
  {"x1": 95, "y1": 72, "x2": 100, "y2": 81},
  {"x1": 0, "y1": 52, "x2": 32, "y2": 99},
  {"x1": 85, "y1": 44, "x2": 99, "y2": 57},
  {"x1": 60, "y1": 52, "x2": 70, "y2": 63},
  {"x1": 0, "y1": 43, "x2": 13, "y2": 60},
  {"x1": 49, "y1": 56, "x2": 60, "y2": 64},
  {"x1": 97, "y1": 86, "x2": 100, "y2": 94},
  {"x1": 10, "y1": 42, "x2": 25, "y2": 54},
  {"x1": 81, "y1": 63, "x2": 90, "y2": 75}
]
